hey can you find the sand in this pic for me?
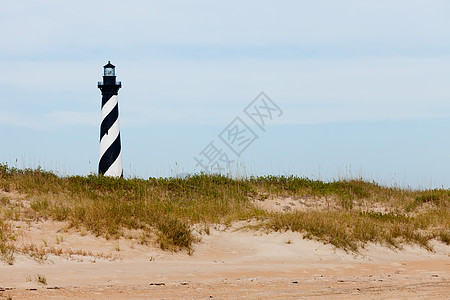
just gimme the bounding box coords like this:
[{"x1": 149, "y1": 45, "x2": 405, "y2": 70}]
[{"x1": 0, "y1": 217, "x2": 449, "y2": 300}]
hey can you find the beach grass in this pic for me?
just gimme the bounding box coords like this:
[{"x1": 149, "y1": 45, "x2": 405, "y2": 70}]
[{"x1": 0, "y1": 164, "x2": 448, "y2": 263}]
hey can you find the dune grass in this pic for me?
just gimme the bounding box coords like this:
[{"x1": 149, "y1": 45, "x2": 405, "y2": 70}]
[
  {"x1": 0, "y1": 217, "x2": 16, "y2": 265},
  {"x1": 266, "y1": 209, "x2": 448, "y2": 252},
  {"x1": 248, "y1": 176, "x2": 449, "y2": 250},
  {"x1": 0, "y1": 164, "x2": 258, "y2": 254},
  {"x1": 0, "y1": 164, "x2": 449, "y2": 263}
]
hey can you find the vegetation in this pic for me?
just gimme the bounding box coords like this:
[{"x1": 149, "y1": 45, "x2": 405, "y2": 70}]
[
  {"x1": 0, "y1": 164, "x2": 449, "y2": 264},
  {"x1": 0, "y1": 217, "x2": 16, "y2": 265}
]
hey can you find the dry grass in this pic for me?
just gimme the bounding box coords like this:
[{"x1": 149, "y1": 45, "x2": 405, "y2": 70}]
[
  {"x1": 0, "y1": 164, "x2": 449, "y2": 263},
  {"x1": 266, "y1": 209, "x2": 448, "y2": 251},
  {"x1": 250, "y1": 176, "x2": 449, "y2": 251},
  {"x1": 0, "y1": 164, "x2": 257, "y2": 257},
  {"x1": 0, "y1": 218, "x2": 16, "y2": 265}
]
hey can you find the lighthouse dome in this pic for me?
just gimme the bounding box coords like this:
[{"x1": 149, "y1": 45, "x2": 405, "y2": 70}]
[{"x1": 103, "y1": 61, "x2": 115, "y2": 76}]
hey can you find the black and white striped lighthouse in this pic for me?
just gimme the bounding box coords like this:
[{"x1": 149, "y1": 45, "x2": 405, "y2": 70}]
[{"x1": 97, "y1": 61, "x2": 123, "y2": 177}]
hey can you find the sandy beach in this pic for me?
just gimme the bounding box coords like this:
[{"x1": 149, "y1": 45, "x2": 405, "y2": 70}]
[{"x1": 1, "y1": 217, "x2": 449, "y2": 299}]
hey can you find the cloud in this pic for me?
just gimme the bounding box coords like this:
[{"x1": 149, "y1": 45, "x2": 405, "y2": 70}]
[
  {"x1": 1, "y1": 0, "x2": 449, "y2": 128},
  {"x1": 118, "y1": 55, "x2": 450, "y2": 125},
  {"x1": 1, "y1": 0, "x2": 449, "y2": 58},
  {"x1": 1, "y1": 54, "x2": 449, "y2": 128},
  {"x1": 0, "y1": 110, "x2": 98, "y2": 129},
  {"x1": 0, "y1": 110, "x2": 38, "y2": 129},
  {"x1": 44, "y1": 111, "x2": 98, "y2": 127}
]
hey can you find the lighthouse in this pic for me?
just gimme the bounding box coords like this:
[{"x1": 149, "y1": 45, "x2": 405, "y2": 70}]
[{"x1": 97, "y1": 61, "x2": 123, "y2": 177}]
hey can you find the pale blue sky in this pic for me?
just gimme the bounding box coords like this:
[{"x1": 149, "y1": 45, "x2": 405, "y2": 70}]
[{"x1": 1, "y1": 1, "x2": 449, "y2": 188}]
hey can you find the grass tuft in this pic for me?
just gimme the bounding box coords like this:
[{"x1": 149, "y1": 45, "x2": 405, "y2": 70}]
[
  {"x1": 438, "y1": 230, "x2": 450, "y2": 245},
  {"x1": 0, "y1": 219, "x2": 16, "y2": 265},
  {"x1": 36, "y1": 274, "x2": 47, "y2": 285},
  {"x1": 157, "y1": 216, "x2": 197, "y2": 254}
]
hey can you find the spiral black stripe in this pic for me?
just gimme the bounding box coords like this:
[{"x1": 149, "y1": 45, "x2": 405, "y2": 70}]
[
  {"x1": 100, "y1": 101, "x2": 119, "y2": 140},
  {"x1": 102, "y1": 92, "x2": 116, "y2": 107},
  {"x1": 99, "y1": 133, "x2": 121, "y2": 175}
]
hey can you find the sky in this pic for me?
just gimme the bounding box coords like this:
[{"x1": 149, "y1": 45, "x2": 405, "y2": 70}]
[{"x1": 1, "y1": 0, "x2": 450, "y2": 189}]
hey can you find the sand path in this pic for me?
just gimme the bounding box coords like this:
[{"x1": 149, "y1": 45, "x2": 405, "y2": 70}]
[{"x1": 0, "y1": 220, "x2": 449, "y2": 299}]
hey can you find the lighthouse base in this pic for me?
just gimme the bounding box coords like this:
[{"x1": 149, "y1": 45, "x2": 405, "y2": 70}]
[{"x1": 102, "y1": 152, "x2": 123, "y2": 178}]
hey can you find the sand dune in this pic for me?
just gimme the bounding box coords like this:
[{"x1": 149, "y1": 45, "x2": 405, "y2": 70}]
[{"x1": 1, "y1": 218, "x2": 449, "y2": 299}]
